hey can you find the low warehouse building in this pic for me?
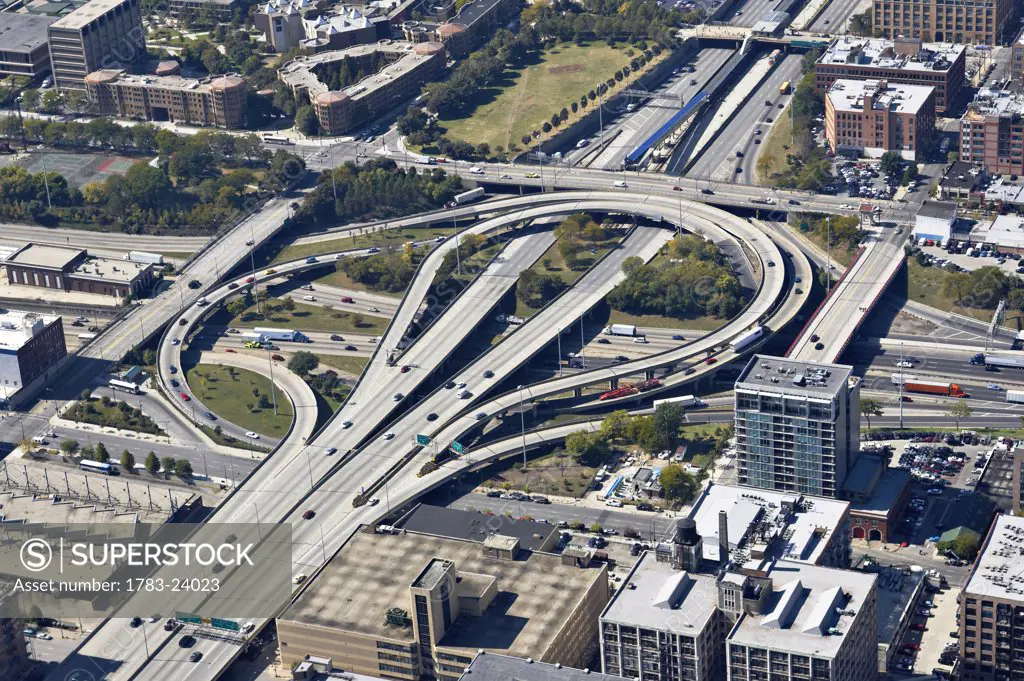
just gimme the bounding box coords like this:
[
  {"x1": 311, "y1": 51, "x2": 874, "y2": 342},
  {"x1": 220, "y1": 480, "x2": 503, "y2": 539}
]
[
  {"x1": 914, "y1": 201, "x2": 957, "y2": 242},
  {"x1": 5, "y1": 243, "x2": 154, "y2": 299}
]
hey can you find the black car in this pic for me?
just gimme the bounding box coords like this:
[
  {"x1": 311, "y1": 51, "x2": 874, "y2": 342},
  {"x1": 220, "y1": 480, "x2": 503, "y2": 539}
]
[
  {"x1": 701, "y1": 188, "x2": 714, "y2": 195},
  {"x1": 345, "y1": 345, "x2": 358, "y2": 351},
  {"x1": 597, "y1": 338, "x2": 611, "y2": 344},
  {"x1": 637, "y1": 502, "x2": 654, "y2": 511},
  {"x1": 170, "y1": 379, "x2": 180, "y2": 388},
  {"x1": 130, "y1": 617, "x2": 142, "y2": 628},
  {"x1": 426, "y1": 413, "x2": 439, "y2": 421},
  {"x1": 188, "y1": 279, "x2": 202, "y2": 289},
  {"x1": 206, "y1": 411, "x2": 216, "y2": 420},
  {"x1": 532, "y1": 496, "x2": 551, "y2": 504},
  {"x1": 486, "y1": 490, "x2": 502, "y2": 498},
  {"x1": 444, "y1": 381, "x2": 456, "y2": 389},
  {"x1": 814, "y1": 342, "x2": 825, "y2": 350},
  {"x1": 227, "y1": 283, "x2": 238, "y2": 290},
  {"x1": 482, "y1": 370, "x2": 494, "y2": 378},
  {"x1": 810, "y1": 334, "x2": 820, "y2": 342},
  {"x1": 178, "y1": 318, "x2": 188, "y2": 326},
  {"x1": 164, "y1": 619, "x2": 178, "y2": 632},
  {"x1": 330, "y1": 334, "x2": 345, "y2": 341},
  {"x1": 630, "y1": 543, "x2": 642, "y2": 556},
  {"x1": 179, "y1": 635, "x2": 196, "y2": 648},
  {"x1": 190, "y1": 652, "x2": 203, "y2": 663},
  {"x1": 616, "y1": 355, "x2": 629, "y2": 362}
]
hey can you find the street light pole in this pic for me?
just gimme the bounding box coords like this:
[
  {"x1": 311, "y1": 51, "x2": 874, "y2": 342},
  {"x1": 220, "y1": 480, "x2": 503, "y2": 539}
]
[
  {"x1": 452, "y1": 204, "x2": 462, "y2": 275},
  {"x1": 826, "y1": 216, "x2": 832, "y2": 295},
  {"x1": 267, "y1": 350, "x2": 279, "y2": 416},
  {"x1": 518, "y1": 385, "x2": 527, "y2": 470},
  {"x1": 899, "y1": 341, "x2": 905, "y2": 428},
  {"x1": 37, "y1": 146, "x2": 51, "y2": 209}
]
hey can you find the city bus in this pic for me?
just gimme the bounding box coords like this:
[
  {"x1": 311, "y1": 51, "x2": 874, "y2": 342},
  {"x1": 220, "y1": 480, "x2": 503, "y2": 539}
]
[
  {"x1": 262, "y1": 135, "x2": 294, "y2": 145},
  {"x1": 109, "y1": 379, "x2": 140, "y2": 395},
  {"x1": 78, "y1": 333, "x2": 97, "y2": 342},
  {"x1": 79, "y1": 460, "x2": 118, "y2": 475},
  {"x1": 779, "y1": 81, "x2": 791, "y2": 95}
]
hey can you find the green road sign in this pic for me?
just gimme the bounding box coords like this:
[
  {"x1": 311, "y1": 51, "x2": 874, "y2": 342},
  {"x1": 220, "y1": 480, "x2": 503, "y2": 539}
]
[
  {"x1": 415, "y1": 434, "x2": 431, "y2": 446},
  {"x1": 450, "y1": 441, "x2": 464, "y2": 454},
  {"x1": 176, "y1": 612, "x2": 201, "y2": 625},
  {"x1": 211, "y1": 618, "x2": 240, "y2": 632}
]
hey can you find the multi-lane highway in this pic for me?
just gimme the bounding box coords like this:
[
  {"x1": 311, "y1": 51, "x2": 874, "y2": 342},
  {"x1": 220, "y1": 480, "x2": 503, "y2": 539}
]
[{"x1": 806, "y1": 0, "x2": 869, "y2": 32}]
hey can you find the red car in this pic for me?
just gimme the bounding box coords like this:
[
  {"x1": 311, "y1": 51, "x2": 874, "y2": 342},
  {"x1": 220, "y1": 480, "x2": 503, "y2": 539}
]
[
  {"x1": 341, "y1": 296, "x2": 354, "y2": 304},
  {"x1": 225, "y1": 348, "x2": 236, "y2": 353},
  {"x1": 705, "y1": 357, "x2": 717, "y2": 365},
  {"x1": 272, "y1": 354, "x2": 285, "y2": 361},
  {"x1": 400, "y1": 365, "x2": 411, "y2": 373},
  {"x1": 302, "y1": 510, "x2": 315, "y2": 520},
  {"x1": 672, "y1": 185, "x2": 683, "y2": 191},
  {"x1": 913, "y1": 623, "x2": 926, "y2": 631},
  {"x1": 180, "y1": 392, "x2": 191, "y2": 401},
  {"x1": 245, "y1": 276, "x2": 255, "y2": 284},
  {"x1": 904, "y1": 643, "x2": 920, "y2": 651}
]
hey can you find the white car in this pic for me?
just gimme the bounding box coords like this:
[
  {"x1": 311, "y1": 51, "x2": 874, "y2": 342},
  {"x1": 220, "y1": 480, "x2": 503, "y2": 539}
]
[
  {"x1": 241, "y1": 622, "x2": 255, "y2": 634},
  {"x1": 171, "y1": 339, "x2": 180, "y2": 346},
  {"x1": 633, "y1": 337, "x2": 649, "y2": 344},
  {"x1": 302, "y1": 295, "x2": 316, "y2": 301},
  {"x1": 35, "y1": 632, "x2": 52, "y2": 640},
  {"x1": 606, "y1": 499, "x2": 623, "y2": 507},
  {"x1": 500, "y1": 173, "x2": 513, "y2": 179},
  {"x1": 895, "y1": 361, "x2": 913, "y2": 368},
  {"x1": 613, "y1": 180, "x2": 628, "y2": 188},
  {"x1": 469, "y1": 166, "x2": 484, "y2": 175},
  {"x1": 382, "y1": 432, "x2": 395, "y2": 441},
  {"x1": 369, "y1": 498, "x2": 380, "y2": 506},
  {"x1": 245, "y1": 431, "x2": 260, "y2": 439}
]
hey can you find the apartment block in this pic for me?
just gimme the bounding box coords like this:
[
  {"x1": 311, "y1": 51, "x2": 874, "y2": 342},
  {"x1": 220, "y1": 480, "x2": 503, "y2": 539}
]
[
  {"x1": 431, "y1": 0, "x2": 519, "y2": 57},
  {"x1": 960, "y1": 514, "x2": 1024, "y2": 681},
  {"x1": 276, "y1": 526, "x2": 609, "y2": 680},
  {"x1": 734, "y1": 356, "x2": 861, "y2": 499},
  {"x1": 0, "y1": 310, "x2": 67, "y2": 400},
  {"x1": 254, "y1": 0, "x2": 390, "y2": 53},
  {"x1": 961, "y1": 89, "x2": 1024, "y2": 176},
  {"x1": 871, "y1": 0, "x2": 1015, "y2": 46},
  {"x1": 825, "y1": 79, "x2": 936, "y2": 160},
  {"x1": 166, "y1": 0, "x2": 239, "y2": 20},
  {"x1": 0, "y1": 14, "x2": 56, "y2": 79},
  {"x1": 85, "y1": 70, "x2": 247, "y2": 128},
  {"x1": 279, "y1": 40, "x2": 444, "y2": 135},
  {"x1": 725, "y1": 563, "x2": 878, "y2": 681},
  {"x1": 815, "y1": 37, "x2": 965, "y2": 114},
  {"x1": 47, "y1": 0, "x2": 145, "y2": 92}
]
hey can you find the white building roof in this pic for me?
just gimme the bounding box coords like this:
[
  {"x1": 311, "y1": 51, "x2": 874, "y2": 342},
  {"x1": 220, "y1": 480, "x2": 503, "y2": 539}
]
[
  {"x1": 977, "y1": 215, "x2": 1024, "y2": 251},
  {"x1": 964, "y1": 514, "x2": 1024, "y2": 601},
  {"x1": 827, "y1": 78, "x2": 933, "y2": 115},
  {"x1": 818, "y1": 36, "x2": 965, "y2": 74},
  {"x1": 688, "y1": 484, "x2": 849, "y2": 567},
  {"x1": 0, "y1": 310, "x2": 57, "y2": 352}
]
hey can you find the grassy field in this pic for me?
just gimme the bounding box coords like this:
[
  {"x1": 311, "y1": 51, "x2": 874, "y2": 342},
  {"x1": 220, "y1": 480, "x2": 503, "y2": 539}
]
[
  {"x1": 224, "y1": 298, "x2": 389, "y2": 334},
  {"x1": 312, "y1": 268, "x2": 403, "y2": 296},
  {"x1": 756, "y1": 106, "x2": 793, "y2": 184},
  {"x1": 185, "y1": 364, "x2": 293, "y2": 438},
  {"x1": 272, "y1": 226, "x2": 453, "y2": 264},
  {"x1": 787, "y1": 222, "x2": 857, "y2": 268},
  {"x1": 440, "y1": 41, "x2": 634, "y2": 152},
  {"x1": 904, "y1": 260, "x2": 1020, "y2": 325},
  {"x1": 607, "y1": 309, "x2": 728, "y2": 331},
  {"x1": 514, "y1": 240, "x2": 615, "y2": 317},
  {"x1": 319, "y1": 355, "x2": 369, "y2": 377},
  {"x1": 483, "y1": 449, "x2": 598, "y2": 499}
]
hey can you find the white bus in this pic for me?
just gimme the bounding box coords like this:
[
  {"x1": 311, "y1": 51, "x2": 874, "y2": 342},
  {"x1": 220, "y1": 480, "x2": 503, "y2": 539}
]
[
  {"x1": 78, "y1": 333, "x2": 97, "y2": 342},
  {"x1": 262, "y1": 135, "x2": 294, "y2": 145},
  {"x1": 109, "y1": 379, "x2": 140, "y2": 395},
  {"x1": 79, "y1": 459, "x2": 118, "y2": 475}
]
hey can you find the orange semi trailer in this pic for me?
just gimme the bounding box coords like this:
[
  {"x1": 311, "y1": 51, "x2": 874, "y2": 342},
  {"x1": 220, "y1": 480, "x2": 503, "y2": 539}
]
[{"x1": 891, "y1": 374, "x2": 967, "y2": 397}]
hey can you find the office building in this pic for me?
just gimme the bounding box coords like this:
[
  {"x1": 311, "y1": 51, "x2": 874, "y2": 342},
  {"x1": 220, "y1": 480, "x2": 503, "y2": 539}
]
[
  {"x1": 276, "y1": 526, "x2": 609, "y2": 680},
  {"x1": 459, "y1": 653, "x2": 628, "y2": 681},
  {"x1": 0, "y1": 618, "x2": 29, "y2": 679},
  {"x1": 825, "y1": 79, "x2": 935, "y2": 160},
  {"x1": 47, "y1": 0, "x2": 145, "y2": 91},
  {"x1": 734, "y1": 356, "x2": 861, "y2": 499},
  {"x1": 1013, "y1": 28, "x2": 1024, "y2": 81},
  {"x1": 599, "y1": 519, "x2": 876, "y2": 681},
  {"x1": 913, "y1": 200, "x2": 958, "y2": 242},
  {"x1": 254, "y1": 0, "x2": 391, "y2": 53},
  {"x1": 871, "y1": 0, "x2": 1015, "y2": 46},
  {"x1": 961, "y1": 89, "x2": 1024, "y2": 176},
  {"x1": 5, "y1": 243, "x2": 154, "y2": 299},
  {"x1": 0, "y1": 13, "x2": 56, "y2": 79},
  {"x1": 84, "y1": 70, "x2": 247, "y2": 129},
  {"x1": 688, "y1": 484, "x2": 852, "y2": 569},
  {"x1": 279, "y1": 40, "x2": 444, "y2": 135},
  {"x1": 960, "y1": 514, "x2": 1024, "y2": 681},
  {"x1": 815, "y1": 37, "x2": 965, "y2": 114},
  {"x1": 431, "y1": 0, "x2": 518, "y2": 57},
  {"x1": 0, "y1": 310, "x2": 67, "y2": 400},
  {"x1": 166, "y1": 0, "x2": 239, "y2": 20},
  {"x1": 725, "y1": 562, "x2": 879, "y2": 681}
]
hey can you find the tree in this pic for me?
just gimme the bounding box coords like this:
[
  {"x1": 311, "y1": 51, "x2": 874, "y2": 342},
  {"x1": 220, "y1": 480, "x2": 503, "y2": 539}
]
[
  {"x1": 901, "y1": 162, "x2": 918, "y2": 187},
  {"x1": 145, "y1": 451, "x2": 160, "y2": 475},
  {"x1": 287, "y1": 350, "x2": 320, "y2": 375},
  {"x1": 227, "y1": 297, "x2": 248, "y2": 316},
  {"x1": 652, "y1": 403, "x2": 684, "y2": 450},
  {"x1": 600, "y1": 410, "x2": 631, "y2": 441},
  {"x1": 279, "y1": 296, "x2": 296, "y2": 312},
  {"x1": 860, "y1": 398, "x2": 883, "y2": 428},
  {"x1": 946, "y1": 401, "x2": 973, "y2": 431},
  {"x1": 589, "y1": 522, "x2": 602, "y2": 533},
  {"x1": 952, "y1": 533, "x2": 981, "y2": 560},
  {"x1": 879, "y1": 151, "x2": 903, "y2": 177},
  {"x1": 94, "y1": 442, "x2": 109, "y2": 462},
  {"x1": 59, "y1": 439, "x2": 79, "y2": 455},
  {"x1": 294, "y1": 105, "x2": 318, "y2": 136},
  {"x1": 161, "y1": 457, "x2": 176, "y2": 475},
  {"x1": 175, "y1": 459, "x2": 194, "y2": 478},
  {"x1": 660, "y1": 464, "x2": 699, "y2": 501},
  {"x1": 120, "y1": 449, "x2": 136, "y2": 471}
]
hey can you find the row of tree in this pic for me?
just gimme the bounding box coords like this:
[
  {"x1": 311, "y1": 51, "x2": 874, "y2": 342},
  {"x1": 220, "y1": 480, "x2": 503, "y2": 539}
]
[{"x1": 57, "y1": 438, "x2": 193, "y2": 478}]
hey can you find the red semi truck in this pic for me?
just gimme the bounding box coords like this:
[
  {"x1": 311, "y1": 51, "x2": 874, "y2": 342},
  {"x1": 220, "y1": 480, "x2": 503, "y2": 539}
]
[{"x1": 891, "y1": 374, "x2": 967, "y2": 398}]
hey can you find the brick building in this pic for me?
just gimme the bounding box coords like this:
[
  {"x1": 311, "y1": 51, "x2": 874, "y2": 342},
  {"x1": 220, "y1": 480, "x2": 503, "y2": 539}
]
[
  {"x1": 871, "y1": 0, "x2": 1015, "y2": 46},
  {"x1": 0, "y1": 310, "x2": 67, "y2": 400},
  {"x1": 825, "y1": 78, "x2": 936, "y2": 160},
  {"x1": 5, "y1": 243, "x2": 154, "y2": 299},
  {"x1": 85, "y1": 70, "x2": 247, "y2": 129},
  {"x1": 48, "y1": 0, "x2": 145, "y2": 92},
  {"x1": 960, "y1": 89, "x2": 1024, "y2": 176},
  {"x1": 841, "y1": 454, "x2": 912, "y2": 543},
  {"x1": 815, "y1": 36, "x2": 965, "y2": 114}
]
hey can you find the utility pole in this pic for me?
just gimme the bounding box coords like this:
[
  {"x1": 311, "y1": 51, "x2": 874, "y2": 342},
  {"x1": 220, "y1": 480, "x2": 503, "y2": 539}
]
[
  {"x1": 826, "y1": 216, "x2": 832, "y2": 295},
  {"x1": 898, "y1": 341, "x2": 904, "y2": 428},
  {"x1": 518, "y1": 385, "x2": 527, "y2": 470}
]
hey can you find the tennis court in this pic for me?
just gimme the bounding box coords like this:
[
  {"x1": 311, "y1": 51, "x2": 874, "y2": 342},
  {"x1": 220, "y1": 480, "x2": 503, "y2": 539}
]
[{"x1": 1, "y1": 151, "x2": 143, "y2": 188}]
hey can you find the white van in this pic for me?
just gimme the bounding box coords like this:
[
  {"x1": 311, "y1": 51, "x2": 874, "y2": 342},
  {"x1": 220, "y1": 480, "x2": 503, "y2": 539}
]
[
  {"x1": 197, "y1": 297, "x2": 208, "y2": 306},
  {"x1": 31, "y1": 436, "x2": 46, "y2": 445},
  {"x1": 606, "y1": 498, "x2": 623, "y2": 507},
  {"x1": 469, "y1": 166, "x2": 484, "y2": 175},
  {"x1": 458, "y1": 389, "x2": 471, "y2": 399}
]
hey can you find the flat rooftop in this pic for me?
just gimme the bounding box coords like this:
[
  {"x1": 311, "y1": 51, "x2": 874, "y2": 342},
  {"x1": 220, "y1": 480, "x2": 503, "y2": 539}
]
[
  {"x1": 736, "y1": 354, "x2": 854, "y2": 399},
  {"x1": 0, "y1": 12, "x2": 56, "y2": 53},
  {"x1": 965, "y1": 89, "x2": 1024, "y2": 119},
  {"x1": 689, "y1": 483, "x2": 849, "y2": 566},
  {"x1": 278, "y1": 41, "x2": 434, "y2": 102},
  {"x1": 6, "y1": 243, "x2": 83, "y2": 271},
  {"x1": 728, "y1": 560, "x2": 876, "y2": 659},
  {"x1": 397, "y1": 504, "x2": 556, "y2": 551},
  {"x1": 452, "y1": 0, "x2": 504, "y2": 28},
  {"x1": 93, "y1": 70, "x2": 236, "y2": 94},
  {"x1": 817, "y1": 36, "x2": 965, "y2": 74},
  {"x1": 873, "y1": 565, "x2": 924, "y2": 647},
  {"x1": 51, "y1": 0, "x2": 131, "y2": 29},
  {"x1": 459, "y1": 652, "x2": 628, "y2": 681},
  {"x1": 984, "y1": 176, "x2": 1024, "y2": 205},
  {"x1": 975, "y1": 215, "x2": 1024, "y2": 250},
  {"x1": 71, "y1": 255, "x2": 150, "y2": 283},
  {"x1": 964, "y1": 513, "x2": 1024, "y2": 601},
  {"x1": 827, "y1": 78, "x2": 933, "y2": 114},
  {"x1": 916, "y1": 200, "x2": 958, "y2": 221},
  {"x1": 0, "y1": 310, "x2": 57, "y2": 352},
  {"x1": 849, "y1": 465, "x2": 911, "y2": 517},
  {"x1": 280, "y1": 529, "x2": 604, "y2": 657},
  {"x1": 601, "y1": 551, "x2": 718, "y2": 634}
]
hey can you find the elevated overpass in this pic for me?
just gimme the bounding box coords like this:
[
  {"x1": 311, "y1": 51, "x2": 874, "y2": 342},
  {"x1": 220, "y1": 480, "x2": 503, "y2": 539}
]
[
  {"x1": 678, "y1": 24, "x2": 833, "y2": 48},
  {"x1": 788, "y1": 234, "x2": 906, "y2": 363}
]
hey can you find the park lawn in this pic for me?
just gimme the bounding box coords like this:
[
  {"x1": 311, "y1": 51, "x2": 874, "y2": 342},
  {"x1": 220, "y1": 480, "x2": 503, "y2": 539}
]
[
  {"x1": 185, "y1": 364, "x2": 293, "y2": 439},
  {"x1": 318, "y1": 355, "x2": 369, "y2": 377},
  {"x1": 440, "y1": 41, "x2": 634, "y2": 153},
  {"x1": 227, "y1": 298, "x2": 389, "y2": 334},
  {"x1": 66, "y1": 398, "x2": 164, "y2": 435},
  {"x1": 272, "y1": 226, "x2": 453, "y2": 264},
  {"x1": 756, "y1": 105, "x2": 793, "y2": 184},
  {"x1": 313, "y1": 268, "x2": 403, "y2": 297},
  {"x1": 607, "y1": 308, "x2": 729, "y2": 332}
]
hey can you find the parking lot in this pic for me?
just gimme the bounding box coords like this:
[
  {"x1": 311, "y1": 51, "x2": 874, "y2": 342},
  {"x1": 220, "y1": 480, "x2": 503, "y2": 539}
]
[
  {"x1": 909, "y1": 584, "x2": 960, "y2": 675},
  {"x1": 915, "y1": 240, "x2": 1024, "y2": 276},
  {"x1": 829, "y1": 159, "x2": 906, "y2": 202}
]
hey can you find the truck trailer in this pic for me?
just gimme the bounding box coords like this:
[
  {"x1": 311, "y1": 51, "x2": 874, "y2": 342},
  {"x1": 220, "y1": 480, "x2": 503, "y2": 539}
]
[
  {"x1": 891, "y1": 373, "x2": 967, "y2": 397},
  {"x1": 453, "y1": 187, "x2": 485, "y2": 205},
  {"x1": 252, "y1": 328, "x2": 308, "y2": 342},
  {"x1": 730, "y1": 325, "x2": 764, "y2": 352},
  {"x1": 1007, "y1": 390, "x2": 1024, "y2": 404},
  {"x1": 653, "y1": 395, "x2": 702, "y2": 409},
  {"x1": 972, "y1": 352, "x2": 1024, "y2": 369},
  {"x1": 603, "y1": 324, "x2": 637, "y2": 337},
  {"x1": 123, "y1": 250, "x2": 164, "y2": 265}
]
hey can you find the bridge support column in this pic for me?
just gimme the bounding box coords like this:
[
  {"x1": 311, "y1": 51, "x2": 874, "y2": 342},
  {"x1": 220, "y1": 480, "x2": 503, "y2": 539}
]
[
  {"x1": 645, "y1": 370, "x2": 655, "y2": 380},
  {"x1": 573, "y1": 387, "x2": 582, "y2": 398},
  {"x1": 610, "y1": 378, "x2": 619, "y2": 390}
]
